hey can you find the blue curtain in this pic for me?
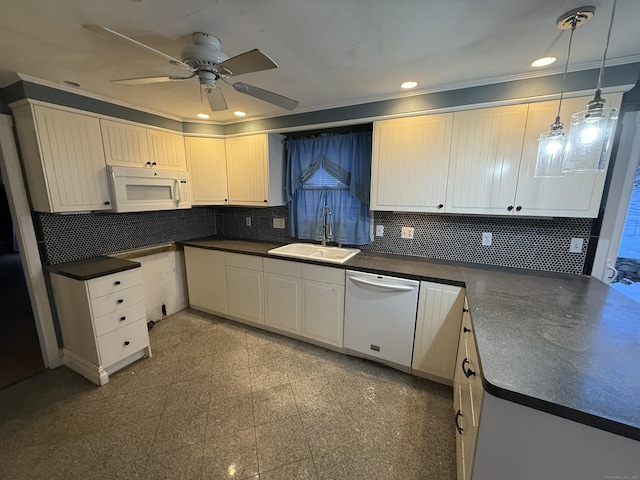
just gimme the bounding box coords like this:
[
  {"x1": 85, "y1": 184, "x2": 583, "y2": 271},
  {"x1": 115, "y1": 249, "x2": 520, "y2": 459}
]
[{"x1": 286, "y1": 132, "x2": 372, "y2": 245}]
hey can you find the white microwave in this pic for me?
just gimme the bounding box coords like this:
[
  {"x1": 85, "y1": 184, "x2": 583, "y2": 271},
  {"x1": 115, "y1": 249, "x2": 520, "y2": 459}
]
[{"x1": 106, "y1": 166, "x2": 191, "y2": 213}]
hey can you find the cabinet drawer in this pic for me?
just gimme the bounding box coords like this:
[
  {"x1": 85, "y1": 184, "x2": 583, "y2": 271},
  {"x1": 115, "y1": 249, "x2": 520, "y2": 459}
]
[
  {"x1": 90, "y1": 284, "x2": 145, "y2": 318},
  {"x1": 93, "y1": 301, "x2": 146, "y2": 337},
  {"x1": 301, "y1": 264, "x2": 345, "y2": 285},
  {"x1": 88, "y1": 268, "x2": 142, "y2": 299},
  {"x1": 263, "y1": 258, "x2": 301, "y2": 277},
  {"x1": 97, "y1": 319, "x2": 149, "y2": 368},
  {"x1": 226, "y1": 253, "x2": 263, "y2": 271}
]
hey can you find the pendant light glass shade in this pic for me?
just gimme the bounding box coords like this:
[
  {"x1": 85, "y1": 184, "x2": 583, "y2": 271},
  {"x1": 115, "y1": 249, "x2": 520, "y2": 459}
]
[
  {"x1": 535, "y1": 122, "x2": 566, "y2": 178},
  {"x1": 562, "y1": 105, "x2": 617, "y2": 172}
]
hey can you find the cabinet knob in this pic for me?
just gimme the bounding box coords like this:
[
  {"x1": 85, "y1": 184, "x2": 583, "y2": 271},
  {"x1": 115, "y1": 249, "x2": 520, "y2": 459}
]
[
  {"x1": 152, "y1": 162, "x2": 157, "y2": 166},
  {"x1": 462, "y1": 307, "x2": 469, "y2": 313},
  {"x1": 123, "y1": 341, "x2": 130, "y2": 346},
  {"x1": 437, "y1": 204, "x2": 444, "y2": 209},
  {"x1": 117, "y1": 299, "x2": 124, "y2": 304},
  {"x1": 263, "y1": 200, "x2": 268, "y2": 203},
  {"x1": 507, "y1": 205, "x2": 514, "y2": 211},
  {"x1": 455, "y1": 410, "x2": 464, "y2": 435},
  {"x1": 104, "y1": 201, "x2": 110, "y2": 205},
  {"x1": 462, "y1": 358, "x2": 476, "y2": 378},
  {"x1": 515, "y1": 205, "x2": 522, "y2": 212},
  {"x1": 145, "y1": 161, "x2": 151, "y2": 166},
  {"x1": 114, "y1": 281, "x2": 121, "y2": 286},
  {"x1": 463, "y1": 326, "x2": 471, "y2": 333},
  {"x1": 120, "y1": 316, "x2": 126, "y2": 321}
]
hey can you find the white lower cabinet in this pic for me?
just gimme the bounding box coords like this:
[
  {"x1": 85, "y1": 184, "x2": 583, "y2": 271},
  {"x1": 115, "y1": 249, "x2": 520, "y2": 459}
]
[
  {"x1": 412, "y1": 282, "x2": 465, "y2": 383},
  {"x1": 300, "y1": 264, "x2": 345, "y2": 348},
  {"x1": 226, "y1": 253, "x2": 264, "y2": 324},
  {"x1": 264, "y1": 259, "x2": 302, "y2": 334},
  {"x1": 184, "y1": 246, "x2": 228, "y2": 314},
  {"x1": 50, "y1": 267, "x2": 151, "y2": 386}
]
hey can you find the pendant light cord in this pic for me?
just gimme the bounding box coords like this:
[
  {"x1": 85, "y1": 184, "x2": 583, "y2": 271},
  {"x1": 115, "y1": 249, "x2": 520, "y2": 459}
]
[
  {"x1": 555, "y1": 20, "x2": 577, "y2": 121},
  {"x1": 596, "y1": 0, "x2": 618, "y2": 93}
]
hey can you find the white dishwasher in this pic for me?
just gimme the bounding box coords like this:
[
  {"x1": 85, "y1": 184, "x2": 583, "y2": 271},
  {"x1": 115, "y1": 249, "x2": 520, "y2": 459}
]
[{"x1": 344, "y1": 270, "x2": 419, "y2": 370}]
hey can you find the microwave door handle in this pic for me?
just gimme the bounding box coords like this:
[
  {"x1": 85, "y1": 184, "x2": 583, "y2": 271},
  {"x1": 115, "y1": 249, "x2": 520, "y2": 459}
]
[{"x1": 174, "y1": 179, "x2": 180, "y2": 205}]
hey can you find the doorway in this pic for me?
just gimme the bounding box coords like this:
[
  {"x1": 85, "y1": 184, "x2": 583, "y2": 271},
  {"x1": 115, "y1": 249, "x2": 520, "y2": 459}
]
[
  {"x1": 0, "y1": 170, "x2": 45, "y2": 389},
  {"x1": 611, "y1": 164, "x2": 640, "y2": 301}
]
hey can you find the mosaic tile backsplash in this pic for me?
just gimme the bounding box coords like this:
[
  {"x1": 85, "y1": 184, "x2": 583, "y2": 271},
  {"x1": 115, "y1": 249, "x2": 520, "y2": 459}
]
[
  {"x1": 37, "y1": 207, "x2": 217, "y2": 264},
  {"x1": 216, "y1": 205, "x2": 592, "y2": 274}
]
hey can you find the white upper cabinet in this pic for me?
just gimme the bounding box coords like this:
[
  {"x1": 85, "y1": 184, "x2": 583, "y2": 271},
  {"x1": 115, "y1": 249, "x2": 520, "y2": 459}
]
[
  {"x1": 514, "y1": 92, "x2": 623, "y2": 218},
  {"x1": 12, "y1": 103, "x2": 112, "y2": 213},
  {"x1": 185, "y1": 136, "x2": 229, "y2": 205},
  {"x1": 225, "y1": 133, "x2": 285, "y2": 206},
  {"x1": 446, "y1": 104, "x2": 528, "y2": 215},
  {"x1": 371, "y1": 113, "x2": 453, "y2": 212},
  {"x1": 101, "y1": 119, "x2": 186, "y2": 170}
]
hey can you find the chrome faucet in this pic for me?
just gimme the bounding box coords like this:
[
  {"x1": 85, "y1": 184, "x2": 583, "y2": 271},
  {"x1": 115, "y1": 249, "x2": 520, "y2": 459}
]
[{"x1": 322, "y1": 205, "x2": 332, "y2": 246}]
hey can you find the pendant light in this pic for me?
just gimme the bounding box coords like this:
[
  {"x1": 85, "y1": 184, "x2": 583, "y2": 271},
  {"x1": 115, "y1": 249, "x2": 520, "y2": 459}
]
[
  {"x1": 563, "y1": 0, "x2": 619, "y2": 173},
  {"x1": 534, "y1": 6, "x2": 594, "y2": 178}
]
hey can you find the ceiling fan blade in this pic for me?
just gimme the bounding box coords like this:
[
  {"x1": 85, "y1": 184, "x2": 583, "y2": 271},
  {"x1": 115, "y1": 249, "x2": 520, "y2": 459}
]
[
  {"x1": 112, "y1": 75, "x2": 194, "y2": 85},
  {"x1": 83, "y1": 24, "x2": 192, "y2": 71},
  {"x1": 233, "y1": 82, "x2": 299, "y2": 110},
  {"x1": 206, "y1": 86, "x2": 228, "y2": 111},
  {"x1": 217, "y1": 49, "x2": 277, "y2": 77}
]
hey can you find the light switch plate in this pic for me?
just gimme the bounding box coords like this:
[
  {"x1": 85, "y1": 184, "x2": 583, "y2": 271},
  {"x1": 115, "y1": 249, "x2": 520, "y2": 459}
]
[
  {"x1": 482, "y1": 232, "x2": 492, "y2": 246},
  {"x1": 273, "y1": 218, "x2": 285, "y2": 229},
  {"x1": 401, "y1": 226, "x2": 414, "y2": 239},
  {"x1": 570, "y1": 238, "x2": 584, "y2": 253},
  {"x1": 375, "y1": 225, "x2": 384, "y2": 237}
]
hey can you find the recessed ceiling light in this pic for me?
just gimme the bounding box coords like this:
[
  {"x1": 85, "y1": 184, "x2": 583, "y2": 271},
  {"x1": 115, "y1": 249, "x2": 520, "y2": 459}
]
[
  {"x1": 234, "y1": 111, "x2": 247, "y2": 117},
  {"x1": 531, "y1": 56, "x2": 557, "y2": 67},
  {"x1": 401, "y1": 81, "x2": 418, "y2": 89},
  {"x1": 60, "y1": 80, "x2": 80, "y2": 88},
  {"x1": 196, "y1": 113, "x2": 210, "y2": 119}
]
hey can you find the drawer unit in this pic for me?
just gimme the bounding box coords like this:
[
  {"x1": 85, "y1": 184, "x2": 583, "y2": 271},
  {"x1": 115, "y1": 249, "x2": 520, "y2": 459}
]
[
  {"x1": 50, "y1": 265, "x2": 151, "y2": 386},
  {"x1": 226, "y1": 252, "x2": 263, "y2": 270}
]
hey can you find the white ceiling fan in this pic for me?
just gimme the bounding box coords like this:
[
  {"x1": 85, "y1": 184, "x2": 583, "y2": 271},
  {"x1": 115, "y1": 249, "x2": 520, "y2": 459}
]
[{"x1": 83, "y1": 24, "x2": 299, "y2": 112}]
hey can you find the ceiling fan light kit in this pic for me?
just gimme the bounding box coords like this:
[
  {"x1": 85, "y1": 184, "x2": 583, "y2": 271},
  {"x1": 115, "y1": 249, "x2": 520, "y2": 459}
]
[
  {"x1": 83, "y1": 25, "x2": 299, "y2": 114},
  {"x1": 534, "y1": 2, "x2": 619, "y2": 177}
]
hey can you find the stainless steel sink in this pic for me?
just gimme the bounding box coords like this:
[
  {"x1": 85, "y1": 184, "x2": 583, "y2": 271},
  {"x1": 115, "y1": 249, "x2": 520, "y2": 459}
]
[{"x1": 267, "y1": 243, "x2": 360, "y2": 264}]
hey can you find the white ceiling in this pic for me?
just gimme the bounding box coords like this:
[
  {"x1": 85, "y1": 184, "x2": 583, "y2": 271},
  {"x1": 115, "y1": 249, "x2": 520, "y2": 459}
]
[{"x1": 1, "y1": 0, "x2": 639, "y2": 123}]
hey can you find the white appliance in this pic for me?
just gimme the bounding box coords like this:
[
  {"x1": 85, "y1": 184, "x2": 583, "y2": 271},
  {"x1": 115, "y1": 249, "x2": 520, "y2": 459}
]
[
  {"x1": 344, "y1": 270, "x2": 419, "y2": 370},
  {"x1": 107, "y1": 166, "x2": 191, "y2": 212}
]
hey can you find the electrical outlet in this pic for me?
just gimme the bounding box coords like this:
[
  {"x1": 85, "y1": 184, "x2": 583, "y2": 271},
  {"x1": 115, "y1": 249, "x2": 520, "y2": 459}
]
[
  {"x1": 273, "y1": 218, "x2": 285, "y2": 229},
  {"x1": 375, "y1": 225, "x2": 384, "y2": 237},
  {"x1": 245, "y1": 217, "x2": 252, "y2": 227},
  {"x1": 482, "y1": 232, "x2": 492, "y2": 246},
  {"x1": 570, "y1": 238, "x2": 584, "y2": 253},
  {"x1": 401, "y1": 226, "x2": 414, "y2": 239}
]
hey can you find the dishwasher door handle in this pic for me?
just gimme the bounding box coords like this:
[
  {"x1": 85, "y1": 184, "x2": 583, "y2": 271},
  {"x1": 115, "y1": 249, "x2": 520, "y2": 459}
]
[{"x1": 349, "y1": 276, "x2": 416, "y2": 292}]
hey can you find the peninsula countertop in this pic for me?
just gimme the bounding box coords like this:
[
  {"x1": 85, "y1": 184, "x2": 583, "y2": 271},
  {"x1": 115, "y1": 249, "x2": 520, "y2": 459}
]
[{"x1": 180, "y1": 237, "x2": 640, "y2": 441}]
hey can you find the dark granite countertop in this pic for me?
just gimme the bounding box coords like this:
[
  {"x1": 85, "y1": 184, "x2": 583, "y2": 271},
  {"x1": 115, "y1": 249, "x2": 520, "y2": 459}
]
[
  {"x1": 180, "y1": 237, "x2": 640, "y2": 441},
  {"x1": 47, "y1": 256, "x2": 140, "y2": 281}
]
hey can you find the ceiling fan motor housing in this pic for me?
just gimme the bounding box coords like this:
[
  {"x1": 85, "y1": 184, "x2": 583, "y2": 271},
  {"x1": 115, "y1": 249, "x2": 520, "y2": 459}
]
[{"x1": 180, "y1": 33, "x2": 229, "y2": 71}]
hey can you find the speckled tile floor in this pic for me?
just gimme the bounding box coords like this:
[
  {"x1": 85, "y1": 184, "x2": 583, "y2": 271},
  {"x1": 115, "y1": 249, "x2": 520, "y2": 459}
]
[{"x1": 0, "y1": 309, "x2": 456, "y2": 479}]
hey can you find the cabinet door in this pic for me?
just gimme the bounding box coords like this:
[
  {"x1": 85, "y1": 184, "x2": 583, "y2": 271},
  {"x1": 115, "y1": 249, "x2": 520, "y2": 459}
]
[
  {"x1": 226, "y1": 266, "x2": 264, "y2": 323},
  {"x1": 446, "y1": 105, "x2": 528, "y2": 215},
  {"x1": 20, "y1": 105, "x2": 111, "y2": 212},
  {"x1": 264, "y1": 272, "x2": 301, "y2": 334},
  {"x1": 225, "y1": 134, "x2": 269, "y2": 206},
  {"x1": 371, "y1": 113, "x2": 453, "y2": 212},
  {"x1": 184, "y1": 247, "x2": 228, "y2": 314},
  {"x1": 301, "y1": 279, "x2": 344, "y2": 347},
  {"x1": 147, "y1": 129, "x2": 187, "y2": 170},
  {"x1": 514, "y1": 93, "x2": 623, "y2": 218},
  {"x1": 101, "y1": 119, "x2": 150, "y2": 167},
  {"x1": 412, "y1": 282, "x2": 465, "y2": 382},
  {"x1": 185, "y1": 137, "x2": 229, "y2": 205}
]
